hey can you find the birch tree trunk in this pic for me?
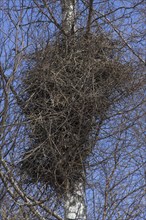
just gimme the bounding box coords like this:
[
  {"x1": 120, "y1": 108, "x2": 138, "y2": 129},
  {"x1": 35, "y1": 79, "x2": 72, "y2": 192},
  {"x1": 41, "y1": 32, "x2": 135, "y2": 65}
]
[
  {"x1": 61, "y1": 0, "x2": 76, "y2": 34},
  {"x1": 64, "y1": 182, "x2": 86, "y2": 220},
  {"x1": 61, "y1": 1, "x2": 87, "y2": 219}
]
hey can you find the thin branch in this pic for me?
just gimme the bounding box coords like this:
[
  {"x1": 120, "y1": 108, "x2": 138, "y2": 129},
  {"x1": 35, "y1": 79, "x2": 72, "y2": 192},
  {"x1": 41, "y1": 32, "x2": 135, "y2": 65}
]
[
  {"x1": 86, "y1": 0, "x2": 94, "y2": 36},
  {"x1": 0, "y1": 159, "x2": 63, "y2": 220}
]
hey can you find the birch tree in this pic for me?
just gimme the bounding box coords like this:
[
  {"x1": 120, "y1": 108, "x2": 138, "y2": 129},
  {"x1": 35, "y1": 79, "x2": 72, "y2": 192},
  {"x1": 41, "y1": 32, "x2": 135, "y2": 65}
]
[
  {"x1": 0, "y1": 0, "x2": 145, "y2": 220},
  {"x1": 61, "y1": 1, "x2": 86, "y2": 219}
]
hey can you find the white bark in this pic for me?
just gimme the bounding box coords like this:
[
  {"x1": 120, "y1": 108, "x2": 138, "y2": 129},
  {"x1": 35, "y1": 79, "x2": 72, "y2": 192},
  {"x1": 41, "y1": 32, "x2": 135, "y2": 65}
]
[
  {"x1": 61, "y1": 0, "x2": 76, "y2": 34},
  {"x1": 64, "y1": 182, "x2": 86, "y2": 220},
  {"x1": 61, "y1": 1, "x2": 86, "y2": 219}
]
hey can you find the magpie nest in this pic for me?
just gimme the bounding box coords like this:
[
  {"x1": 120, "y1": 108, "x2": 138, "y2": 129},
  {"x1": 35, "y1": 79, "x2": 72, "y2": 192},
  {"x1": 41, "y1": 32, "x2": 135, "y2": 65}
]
[{"x1": 20, "y1": 33, "x2": 132, "y2": 194}]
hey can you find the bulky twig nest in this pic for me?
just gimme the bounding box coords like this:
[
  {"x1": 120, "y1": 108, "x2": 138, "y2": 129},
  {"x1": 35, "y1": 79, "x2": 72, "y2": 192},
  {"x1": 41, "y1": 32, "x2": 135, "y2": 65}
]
[{"x1": 20, "y1": 33, "x2": 132, "y2": 194}]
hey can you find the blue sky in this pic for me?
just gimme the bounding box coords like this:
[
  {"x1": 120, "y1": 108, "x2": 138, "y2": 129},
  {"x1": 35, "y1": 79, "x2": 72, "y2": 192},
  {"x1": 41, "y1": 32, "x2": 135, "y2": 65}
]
[{"x1": 0, "y1": 1, "x2": 145, "y2": 219}]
